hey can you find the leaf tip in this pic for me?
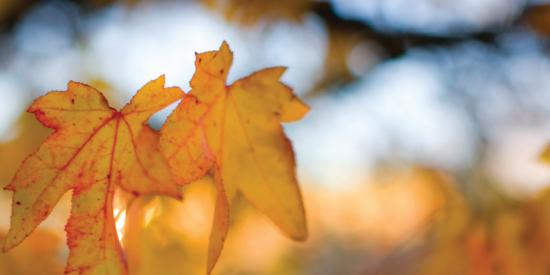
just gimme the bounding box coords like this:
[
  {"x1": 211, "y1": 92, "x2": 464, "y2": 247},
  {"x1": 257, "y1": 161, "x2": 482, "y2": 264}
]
[
  {"x1": 3, "y1": 183, "x2": 14, "y2": 191},
  {"x1": 290, "y1": 228, "x2": 308, "y2": 242},
  {"x1": 220, "y1": 40, "x2": 231, "y2": 52},
  {"x1": 1, "y1": 240, "x2": 7, "y2": 253},
  {"x1": 67, "y1": 80, "x2": 83, "y2": 91},
  {"x1": 270, "y1": 66, "x2": 288, "y2": 79},
  {"x1": 2, "y1": 235, "x2": 17, "y2": 253},
  {"x1": 173, "y1": 191, "x2": 184, "y2": 201},
  {"x1": 206, "y1": 254, "x2": 219, "y2": 275},
  {"x1": 26, "y1": 104, "x2": 36, "y2": 113},
  {"x1": 156, "y1": 74, "x2": 166, "y2": 84},
  {"x1": 218, "y1": 41, "x2": 233, "y2": 61}
]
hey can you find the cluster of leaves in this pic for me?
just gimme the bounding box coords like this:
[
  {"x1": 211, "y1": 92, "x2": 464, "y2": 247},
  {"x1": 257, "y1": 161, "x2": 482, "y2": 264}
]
[
  {"x1": 2, "y1": 42, "x2": 309, "y2": 274},
  {"x1": 409, "y1": 187, "x2": 550, "y2": 275},
  {"x1": 357, "y1": 163, "x2": 550, "y2": 275},
  {"x1": 217, "y1": 164, "x2": 550, "y2": 275}
]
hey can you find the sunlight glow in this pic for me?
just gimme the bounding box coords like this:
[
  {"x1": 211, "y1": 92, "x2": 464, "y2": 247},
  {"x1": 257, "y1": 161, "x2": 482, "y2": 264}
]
[
  {"x1": 143, "y1": 200, "x2": 159, "y2": 228},
  {"x1": 114, "y1": 208, "x2": 127, "y2": 242}
]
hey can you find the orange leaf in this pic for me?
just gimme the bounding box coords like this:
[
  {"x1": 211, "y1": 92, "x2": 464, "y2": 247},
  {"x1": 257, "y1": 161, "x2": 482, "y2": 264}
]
[
  {"x1": 3, "y1": 76, "x2": 183, "y2": 274},
  {"x1": 160, "y1": 41, "x2": 309, "y2": 273}
]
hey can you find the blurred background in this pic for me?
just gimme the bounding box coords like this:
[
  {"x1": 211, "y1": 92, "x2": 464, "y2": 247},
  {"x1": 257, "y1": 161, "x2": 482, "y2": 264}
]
[{"x1": 2, "y1": 0, "x2": 550, "y2": 274}]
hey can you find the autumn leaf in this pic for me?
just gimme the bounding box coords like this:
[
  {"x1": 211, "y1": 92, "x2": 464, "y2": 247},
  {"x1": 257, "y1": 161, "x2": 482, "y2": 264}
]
[
  {"x1": 160, "y1": 41, "x2": 309, "y2": 273},
  {"x1": 3, "y1": 76, "x2": 183, "y2": 274}
]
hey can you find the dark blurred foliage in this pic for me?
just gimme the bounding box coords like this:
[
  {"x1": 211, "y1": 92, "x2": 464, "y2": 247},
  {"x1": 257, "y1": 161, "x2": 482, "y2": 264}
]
[{"x1": 1, "y1": 0, "x2": 549, "y2": 94}]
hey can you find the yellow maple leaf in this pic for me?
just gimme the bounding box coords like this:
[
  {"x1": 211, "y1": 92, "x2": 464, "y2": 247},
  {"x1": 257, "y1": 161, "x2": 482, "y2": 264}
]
[
  {"x1": 3, "y1": 76, "x2": 183, "y2": 274},
  {"x1": 160, "y1": 41, "x2": 309, "y2": 273}
]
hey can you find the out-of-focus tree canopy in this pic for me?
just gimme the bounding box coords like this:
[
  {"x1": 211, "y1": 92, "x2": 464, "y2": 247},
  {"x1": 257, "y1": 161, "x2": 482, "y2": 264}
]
[{"x1": 3, "y1": 0, "x2": 550, "y2": 274}]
